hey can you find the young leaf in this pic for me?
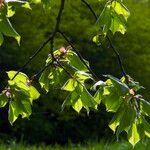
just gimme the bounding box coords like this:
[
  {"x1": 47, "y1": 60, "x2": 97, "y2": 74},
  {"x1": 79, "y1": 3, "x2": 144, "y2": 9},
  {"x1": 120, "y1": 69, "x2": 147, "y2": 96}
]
[
  {"x1": 110, "y1": 10, "x2": 127, "y2": 34},
  {"x1": 29, "y1": 86, "x2": 40, "y2": 103},
  {"x1": 0, "y1": 16, "x2": 20, "y2": 44},
  {"x1": 7, "y1": 71, "x2": 28, "y2": 83},
  {"x1": 72, "y1": 98, "x2": 83, "y2": 113},
  {"x1": 111, "y1": 0, "x2": 130, "y2": 21},
  {"x1": 62, "y1": 79, "x2": 78, "y2": 92},
  {"x1": 128, "y1": 122, "x2": 140, "y2": 146},
  {"x1": 97, "y1": 0, "x2": 130, "y2": 34}
]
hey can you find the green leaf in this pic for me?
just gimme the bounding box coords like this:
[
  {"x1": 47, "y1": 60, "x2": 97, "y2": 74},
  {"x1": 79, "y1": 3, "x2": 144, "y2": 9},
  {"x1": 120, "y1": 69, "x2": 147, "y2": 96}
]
[
  {"x1": 97, "y1": 4, "x2": 111, "y2": 33},
  {"x1": 110, "y1": 10, "x2": 127, "y2": 34},
  {"x1": 8, "y1": 89, "x2": 32, "y2": 125},
  {"x1": 94, "y1": 87, "x2": 103, "y2": 104},
  {"x1": 116, "y1": 104, "x2": 136, "y2": 136},
  {"x1": 109, "y1": 104, "x2": 125, "y2": 133},
  {"x1": 0, "y1": 16, "x2": 20, "y2": 45},
  {"x1": 7, "y1": 71, "x2": 28, "y2": 83},
  {"x1": 128, "y1": 122, "x2": 140, "y2": 146},
  {"x1": 62, "y1": 79, "x2": 78, "y2": 91},
  {"x1": 111, "y1": 0, "x2": 130, "y2": 21},
  {"x1": 39, "y1": 68, "x2": 50, "y2": 92},
  {"x1": 29, "y1": 86, "x2": 40, "y2": 103},
  {"x1": 65, "y1": 50, "x2": 89, "y2": 72},
  {"x1": 22, "y1": 2, "x2": 32, "y2": 10},
  {"x1": 62, "y1": 89, "x2": 82, "y2": 112},
  {"x1": 97, "y1": 1, "x2": 129, "y2": 34},
  {"x1": 62, "y1": 84, "x2": 97, "y2": 113},
  {"x1": 140, "y1": 98, "x2": 150, "y2": 117},
  {"x1": 103, "y1": 91, "x2": 122, "y2": 112},
  {"x1": 80, "y1": 86, "x2": 97, "y2": 108},
  {"x1": 8, "y1": 99, "x2": 31, "y2": 125},
  {"x1": 0, "y1": 93, "x2": 8, "y2": 107},
  {"x1": 92, "y1": 34, "x2": 106, "y2": 45},
  {"x1": 75, "y1": 71, "x2": 92, "y2": 83},
  {"x1": 72, "y1": 98, "x2": 83, "y2": 113},
  {"x1": 106, "y1": 75, "x2": 129, "y2": 95},
  {"x1": 7, "y1": 5, "x2": 15, "y2": 17}
]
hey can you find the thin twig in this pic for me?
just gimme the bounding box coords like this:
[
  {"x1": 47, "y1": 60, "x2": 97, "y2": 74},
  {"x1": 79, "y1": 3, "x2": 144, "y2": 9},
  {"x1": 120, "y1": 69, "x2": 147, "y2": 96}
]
[
  {"x1": 106, "y1": 36, "x2": 128, "y2": 82},
  {"x1": 58, "y1": 30, "x2": 99, "y2": 81},
  {"x1": 11, "y1": 36, "x2": 53, "y2": 80},
  {"x1": 50, "y1": 0, "x2": 65, "y2": 60},
  {"x1": 81, "y1": 0, "x2": 98, "y2": 20},
  {"x1": 81, "y1": 0, "x2": 128, "y2": 82},
  {"x1": 32, "y1": 62, "x2": 53, "y2": 79}
]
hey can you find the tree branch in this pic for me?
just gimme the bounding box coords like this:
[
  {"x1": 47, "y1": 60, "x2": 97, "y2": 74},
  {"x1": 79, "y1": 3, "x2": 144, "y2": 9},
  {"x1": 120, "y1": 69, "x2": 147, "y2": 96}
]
[
  {"x1": 11, "y1": 36, "x2": 53, "y2": 80},
  {"x1": 81, "y1": 0, "x2": 128, "y2": 82},
  {"x1": 50, "y1": 0, "x2": 65, "y2": 60},
  {"x1": 10, "y1": 0, "x2": 66, "y2": 81}
]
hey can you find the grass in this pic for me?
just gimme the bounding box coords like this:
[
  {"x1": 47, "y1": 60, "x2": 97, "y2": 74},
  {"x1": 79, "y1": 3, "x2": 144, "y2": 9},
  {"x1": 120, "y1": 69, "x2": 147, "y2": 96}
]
[{"x1": 0, "y1": 139, "x2": 149, "y2": 150}]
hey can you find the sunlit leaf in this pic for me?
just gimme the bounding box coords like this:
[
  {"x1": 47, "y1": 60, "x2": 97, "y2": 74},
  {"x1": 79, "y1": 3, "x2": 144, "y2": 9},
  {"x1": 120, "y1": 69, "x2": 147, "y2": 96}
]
[
  {"x1": 8, "y1": 99, "x2": 31, "y2": 125},
  {"x1": 29, "y1": 86, "x2": 40, "y2": 103},
  {"x1": 111, "y1": 0, "x2": 130, "y2": 20},
  {"x1": 110, "y1": 10, "x2": 126, "y2": 34},
  {"x1": 128, "y1": 122, "x2": 140, "y2": 146},
  {"x1": 7, "y1": 71, "x2": 28, "y2": 83},
  {"x1": 62, "y1": 78, "x2": 78, "y2": 92},
  {"x1": 97, "y1": 1, "x2": 129, "y2": 34},
  {"x1": 72, "y1": 98, "x2": 83, "y2": 113}
]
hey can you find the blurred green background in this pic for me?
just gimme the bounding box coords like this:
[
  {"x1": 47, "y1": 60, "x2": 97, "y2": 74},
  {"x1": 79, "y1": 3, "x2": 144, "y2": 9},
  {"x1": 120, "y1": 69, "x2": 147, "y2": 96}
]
[{"x1": 0, "y1": 0, "x2": 150, "y2": 145}]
